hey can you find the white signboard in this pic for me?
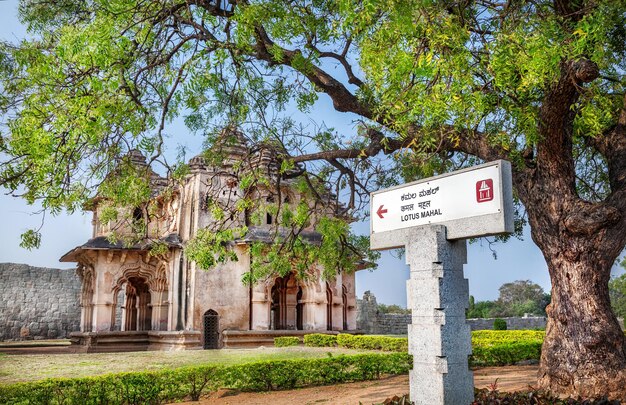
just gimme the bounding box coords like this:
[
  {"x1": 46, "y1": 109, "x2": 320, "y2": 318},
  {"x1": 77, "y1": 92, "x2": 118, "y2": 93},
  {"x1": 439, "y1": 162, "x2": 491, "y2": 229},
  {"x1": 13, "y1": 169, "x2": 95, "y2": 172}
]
[{"x1": 370, "y1": 160, "x2": 513, "y2": 249}]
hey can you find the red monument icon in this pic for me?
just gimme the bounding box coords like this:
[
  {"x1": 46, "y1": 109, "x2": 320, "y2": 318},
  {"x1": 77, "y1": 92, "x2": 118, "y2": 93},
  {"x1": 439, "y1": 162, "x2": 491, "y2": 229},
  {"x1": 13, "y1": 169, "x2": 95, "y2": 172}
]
[{"x1": 476, "y1": 179, "x2": 494, "y2": 203}]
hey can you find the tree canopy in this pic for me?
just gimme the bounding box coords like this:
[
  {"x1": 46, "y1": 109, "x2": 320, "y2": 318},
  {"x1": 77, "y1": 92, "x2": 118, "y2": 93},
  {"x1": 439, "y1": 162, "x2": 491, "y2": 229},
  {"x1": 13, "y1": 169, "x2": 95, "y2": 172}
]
[
  {"x1": 467, "y1": 280, "x2": 550, "y2": 318},
  {"x1": 2, "y1": 0, "x2": 626, "y2": 398}
]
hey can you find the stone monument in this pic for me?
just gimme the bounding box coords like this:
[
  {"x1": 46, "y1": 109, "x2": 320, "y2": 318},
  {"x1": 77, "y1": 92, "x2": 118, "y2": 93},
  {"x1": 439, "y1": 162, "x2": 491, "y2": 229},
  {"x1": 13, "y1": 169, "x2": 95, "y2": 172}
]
[{"x1": 370, "y1": 160, "x2": 514, "y2": 404}]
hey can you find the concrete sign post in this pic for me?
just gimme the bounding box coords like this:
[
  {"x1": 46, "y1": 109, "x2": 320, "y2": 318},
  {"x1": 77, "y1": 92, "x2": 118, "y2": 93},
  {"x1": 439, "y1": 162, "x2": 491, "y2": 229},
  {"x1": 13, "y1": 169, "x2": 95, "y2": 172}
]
[{"x1": 370, "y1": 160, "x2": 513, "y2": 404}]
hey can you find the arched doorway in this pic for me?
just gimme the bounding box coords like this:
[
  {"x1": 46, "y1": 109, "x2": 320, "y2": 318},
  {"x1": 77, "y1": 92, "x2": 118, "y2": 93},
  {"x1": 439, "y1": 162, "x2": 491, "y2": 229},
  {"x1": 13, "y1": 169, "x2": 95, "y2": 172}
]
[
  {"x1": 124, "y1": 277, "x2": 152, "y2": 331},
  {"x1": 271, "y1": 280, "x2": 283, "y2": 330},
  {"x1": 203, "y1": 309, "x2": 219, "y2": 349},
  {"x1": 270, "y1": 274, "x2": 300, "y2": 330}
]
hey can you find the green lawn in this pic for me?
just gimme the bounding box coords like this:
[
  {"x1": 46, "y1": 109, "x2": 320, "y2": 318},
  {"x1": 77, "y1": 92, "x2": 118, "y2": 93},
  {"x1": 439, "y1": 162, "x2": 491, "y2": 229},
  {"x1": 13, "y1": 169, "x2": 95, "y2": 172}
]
[{"x1": 0, "y1": 347, "x2": 368, "y2": 384}]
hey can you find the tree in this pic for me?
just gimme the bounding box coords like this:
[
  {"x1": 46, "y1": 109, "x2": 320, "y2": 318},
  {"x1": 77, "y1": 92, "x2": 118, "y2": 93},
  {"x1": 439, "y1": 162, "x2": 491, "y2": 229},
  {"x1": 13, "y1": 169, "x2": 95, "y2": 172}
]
[
  {"x1": 378, "y1": 303, "x2": 411, "y2": 315},
  {"x1": 1, "y1": 0, "x2": 626, "y2": 399},
  {"x1": 492, "y1": 280, "x2": 549, "y2": 317},
  {"x1": 466, "y1": 295, "x2": 496, "y2": 319}
]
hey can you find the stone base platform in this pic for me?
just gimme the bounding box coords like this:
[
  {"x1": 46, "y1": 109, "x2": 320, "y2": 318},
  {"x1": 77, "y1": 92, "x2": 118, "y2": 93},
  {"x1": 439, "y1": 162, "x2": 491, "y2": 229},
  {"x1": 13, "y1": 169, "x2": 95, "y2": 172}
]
[
  {"x1": 69, "y1": 331, "x2": 201, "y2": 352},
  {"x1": 222, "y1": 330, "x2": 350, "y2": 348}
]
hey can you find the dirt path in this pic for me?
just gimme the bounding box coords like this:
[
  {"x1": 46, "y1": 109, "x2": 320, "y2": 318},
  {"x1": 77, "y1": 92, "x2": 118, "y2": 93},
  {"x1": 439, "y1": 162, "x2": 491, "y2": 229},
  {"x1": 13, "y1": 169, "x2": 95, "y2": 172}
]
[{"x1": 180, "y1": 365, "x2": 539, "y2": 405}]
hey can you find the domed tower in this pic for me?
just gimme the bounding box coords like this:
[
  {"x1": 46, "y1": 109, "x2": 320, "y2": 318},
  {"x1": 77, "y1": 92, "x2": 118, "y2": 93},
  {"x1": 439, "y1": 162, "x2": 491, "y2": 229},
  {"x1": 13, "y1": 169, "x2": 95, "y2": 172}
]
[{"x1": 183, "y1": 127, "x2": 250, "y2": 236}]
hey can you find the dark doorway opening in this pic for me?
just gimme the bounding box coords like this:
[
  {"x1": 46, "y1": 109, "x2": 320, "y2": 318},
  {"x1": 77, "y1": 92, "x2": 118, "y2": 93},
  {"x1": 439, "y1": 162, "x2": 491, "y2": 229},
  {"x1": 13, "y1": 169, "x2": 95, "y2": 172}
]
[
  {"x1": 125, "y1": 277, "x2": 151, "y2": 331},
  {"x1": 296, "y1": 287, "x2": 303, "y2": 330},
  {"x1": 342, "y1": 285, "x2": 348, "y2": 330},
  {"x1": 203, "y1": 309, "x2": 219, "y2": 349},
  {"x1": 326, "y1": 282, "x2": 333, "y2": 331}
]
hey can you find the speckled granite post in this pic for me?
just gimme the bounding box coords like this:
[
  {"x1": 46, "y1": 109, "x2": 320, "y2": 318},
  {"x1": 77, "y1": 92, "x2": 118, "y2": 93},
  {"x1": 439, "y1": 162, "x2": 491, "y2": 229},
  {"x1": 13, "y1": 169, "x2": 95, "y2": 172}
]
[{"x1": 405, "y1": 225, "x2": 473, "y2": 404}]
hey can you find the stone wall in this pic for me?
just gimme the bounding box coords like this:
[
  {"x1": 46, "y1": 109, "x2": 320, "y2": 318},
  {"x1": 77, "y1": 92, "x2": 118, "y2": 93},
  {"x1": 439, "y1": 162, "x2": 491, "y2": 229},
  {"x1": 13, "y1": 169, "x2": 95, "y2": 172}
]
[
  {"x1": 466, "y1": 316, "x2": 546, "y2": 331},
  {"x1": 0, "y1": 263, "x2": 81, "y2": 341},
  {"x1": 356, "y1": 291, "x2": 561, "y2": 334},
  {"x1": 356, "y1": 291, "x2": 411, "y2": 335}
]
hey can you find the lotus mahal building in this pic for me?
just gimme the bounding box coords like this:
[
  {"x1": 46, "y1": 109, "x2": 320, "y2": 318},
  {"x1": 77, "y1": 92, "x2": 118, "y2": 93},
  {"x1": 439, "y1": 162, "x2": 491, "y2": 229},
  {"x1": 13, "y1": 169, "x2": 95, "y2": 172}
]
[{"x1": 60, "y1": 135, "x2": 361, "y2": 351}]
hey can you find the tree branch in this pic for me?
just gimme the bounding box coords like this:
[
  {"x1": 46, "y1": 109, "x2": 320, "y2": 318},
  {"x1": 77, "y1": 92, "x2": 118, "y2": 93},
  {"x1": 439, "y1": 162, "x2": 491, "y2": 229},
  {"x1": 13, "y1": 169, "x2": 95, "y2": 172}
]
[{"x1": 251, "y1": 26, "x2": 371, "y2": 118}]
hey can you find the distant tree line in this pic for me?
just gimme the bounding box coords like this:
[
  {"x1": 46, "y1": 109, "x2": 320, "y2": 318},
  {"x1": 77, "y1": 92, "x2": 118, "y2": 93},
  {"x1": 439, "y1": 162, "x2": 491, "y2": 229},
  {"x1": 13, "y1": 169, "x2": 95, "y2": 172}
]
[
  {"x1": 376, "y1": 303, "x2": 411, "y2": 315},
  {"x1": 467, "y1": 280, "x2": 551, "y2": 319},
  {"x1": 374, "y1": 263, "x2": 626, "y2": 322}
]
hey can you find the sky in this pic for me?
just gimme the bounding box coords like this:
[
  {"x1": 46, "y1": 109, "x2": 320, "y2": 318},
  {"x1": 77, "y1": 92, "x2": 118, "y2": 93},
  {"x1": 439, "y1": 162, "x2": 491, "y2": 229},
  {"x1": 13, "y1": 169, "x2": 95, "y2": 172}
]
[{"x1": 0, "y1": 0, "x2": 622, "y2": 306}]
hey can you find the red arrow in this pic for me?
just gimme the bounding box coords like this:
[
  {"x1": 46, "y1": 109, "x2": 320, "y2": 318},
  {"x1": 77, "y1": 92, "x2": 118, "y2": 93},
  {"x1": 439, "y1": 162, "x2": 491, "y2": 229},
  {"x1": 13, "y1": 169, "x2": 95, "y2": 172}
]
[{"x1": 376, "y1": 205, "x2": 388, "y2": 219}]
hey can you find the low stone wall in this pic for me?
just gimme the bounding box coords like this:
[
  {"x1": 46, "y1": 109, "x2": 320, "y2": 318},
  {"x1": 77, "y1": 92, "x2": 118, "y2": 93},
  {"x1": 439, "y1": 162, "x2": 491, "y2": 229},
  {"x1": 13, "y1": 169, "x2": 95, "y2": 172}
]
[
  {"x1": 376, "y1": 313, "x2": 411, "y2": 335},
  {"x1": 356, "y1": 291, "x2": 566, "y2": 334},
  {"x1": 466, "y1": 316, "x2": 547, "y2": 331},
  {"x1": 0, "y1": 263, "x2": 81, "y2": 341}
]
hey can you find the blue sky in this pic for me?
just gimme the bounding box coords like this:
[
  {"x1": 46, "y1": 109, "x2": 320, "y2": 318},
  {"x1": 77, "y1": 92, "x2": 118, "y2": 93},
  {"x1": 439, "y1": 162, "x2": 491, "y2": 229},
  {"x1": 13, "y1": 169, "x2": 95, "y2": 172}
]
[{"x1": 0, "y1": 0, "x2": 620, "y2": 306}]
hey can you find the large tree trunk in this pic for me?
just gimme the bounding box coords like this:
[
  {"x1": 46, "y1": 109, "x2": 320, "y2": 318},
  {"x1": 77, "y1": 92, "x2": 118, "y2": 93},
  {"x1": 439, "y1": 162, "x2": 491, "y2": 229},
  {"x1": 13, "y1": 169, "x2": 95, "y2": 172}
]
[
  {"x1": 521, "y1": 166, "x2": 626, "y2": 399},
  {"x1": 536, "y1": 239, "x2": 626, "y2": 399}
]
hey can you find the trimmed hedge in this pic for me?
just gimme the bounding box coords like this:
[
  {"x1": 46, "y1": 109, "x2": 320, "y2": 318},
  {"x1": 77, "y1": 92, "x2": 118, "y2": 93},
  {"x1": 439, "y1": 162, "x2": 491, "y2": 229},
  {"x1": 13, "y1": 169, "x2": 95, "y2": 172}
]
[
  {"x1": 302, "y1": 331, "x2": 545, "y2": 367},
  {"x1": 471, "y1": 341, "x2": 542, "y2": 367},
  {"x1": 471, "y1": 330, "x2": 545, "y2": 343},
  {"x1": 303, "y1": 333, "x2": 337, "y2": 347},
  {"x1": 274, "y1": 336, "x2": 301, "y2": 347},
  {"x1": 0, "y1": 353, "x2": 411, "y2": 404},
  {"x1": 470, "y1": 330, "x2": 544, "y2": 366},
  {"x1": 336, "y1": 334, "x2": 408, "y2": 352}
]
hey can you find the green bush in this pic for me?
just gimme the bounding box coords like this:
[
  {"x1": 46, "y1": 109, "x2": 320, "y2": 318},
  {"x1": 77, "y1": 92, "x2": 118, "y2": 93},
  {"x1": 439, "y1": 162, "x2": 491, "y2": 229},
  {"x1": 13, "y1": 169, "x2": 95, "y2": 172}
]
[
  {"x1": 470, "y1": 330, "x2": 544, "y2": 367},
  {"x1": 303, "y1": 331, "x2": 544, "y2": 367},
  {"x1": 0, "y1": 353, "x2": 411, "y2": 404},
  {"x1": 471, "y1": 330, "x2": 545, "y2": 342},
  {"x1": 303, "y1": 333, "x2": 337, "y2": 347},
  {"x1": 470, "y1": 341, "x2": 542, "y2": 367},
  {"x1": 493, "y1": 318, "x2": 508, "y2": 330},
  {"x1": 336, "y1": 334, "x2": 408, "y2": 352},
  {"x1": 274, "y1": 336, "x2": 301, "y2": 347}
]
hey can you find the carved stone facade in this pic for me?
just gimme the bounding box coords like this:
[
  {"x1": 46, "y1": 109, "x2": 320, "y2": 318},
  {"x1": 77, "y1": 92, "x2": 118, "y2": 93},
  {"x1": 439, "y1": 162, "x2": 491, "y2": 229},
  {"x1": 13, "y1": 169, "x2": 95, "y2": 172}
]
[{"x1": 61, "y1": 134, "x2": 360, "y2": 351}]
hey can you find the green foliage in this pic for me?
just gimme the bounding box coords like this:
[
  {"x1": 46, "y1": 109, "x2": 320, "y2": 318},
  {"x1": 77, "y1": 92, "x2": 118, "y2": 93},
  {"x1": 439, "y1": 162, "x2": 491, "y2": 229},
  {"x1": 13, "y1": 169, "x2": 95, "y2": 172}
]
[
  {"x1": 18, "y1": 229, "x2": 41, "y2": 250},
  {"x1": 471, "y1": 330, "x2": 545, "y2": 344},
  {"x1": 468, "y1": 281, "x2": 550, "y2": 318},
  {"x1": 336, "y1": 334, "x2": 408, "y2": 352},
  {"x1": 471, "y1": 330, "x2": 545, "y2": 366},
  {"x1": 609, "y1": 273, "x2": 626, "y2": 319},
  {"x1": 185, "y1": 227, "x2": 244, "y2": 270},
  {"x1": 377, "y1": 304, "x2": 410, "y2": 315},
  {"x1": 472, "y1": 340, "x2": 542, "y2": 367},
  {"x1": 492, "y1": 280, "x2": 549, "y2": 317},
  {"x1": 148, "y1": 241, "x2": 169, "y2": 258},
  {"x1": 467, "y1": 297, "x2": 497, "y2": 319},
  {"x1": 493, "y1": 318, "x2": 508, "y2": 330},
  {"x1": 303, "y1": 334, "x2": 337, "y2": 348},
  {"x1": 273, "y1": 336, "x2": 301, "y2": 347},
  {"x1": 4, "y1": 0, "x2": 620, "y2": 236},
  {"x1": 0, "y1": 353, "x2": 411, "y2": 404},
  {"x1": 303, "y1": 331, "x2": 545, "y2": 367},
  {"x1": 244, "y1": 215, "x2": 378, "y2": 283}
]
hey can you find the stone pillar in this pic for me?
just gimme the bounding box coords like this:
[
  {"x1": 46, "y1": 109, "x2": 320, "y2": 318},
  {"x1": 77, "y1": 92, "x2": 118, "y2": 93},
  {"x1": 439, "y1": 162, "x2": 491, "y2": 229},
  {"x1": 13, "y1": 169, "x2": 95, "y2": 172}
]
[
  {"x1": 151, "y1": 291, "x2": 169, "y2": 331},
  {"x1": 284, "y1": 284, "x2": 298, "y2": 330},
  {"x1": 92, "y1": 303, "x2": 113, "y2": 332},
  {"x1": 80, "y1": 303, "x2": 94, "y2": 332},
  {"x1": 405, "y1": 225, "x2": 473, "y2": 405},
  {"x1": 251, "y1": 286, "x2": 270, "y2": 330}
]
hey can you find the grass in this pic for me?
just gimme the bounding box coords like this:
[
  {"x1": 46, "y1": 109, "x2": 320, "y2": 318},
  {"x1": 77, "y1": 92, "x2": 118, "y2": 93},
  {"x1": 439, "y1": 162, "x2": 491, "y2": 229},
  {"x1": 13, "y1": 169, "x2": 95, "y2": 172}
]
[{"x1": 0, "y1": 346, "x2": 369, "y2": 384}]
